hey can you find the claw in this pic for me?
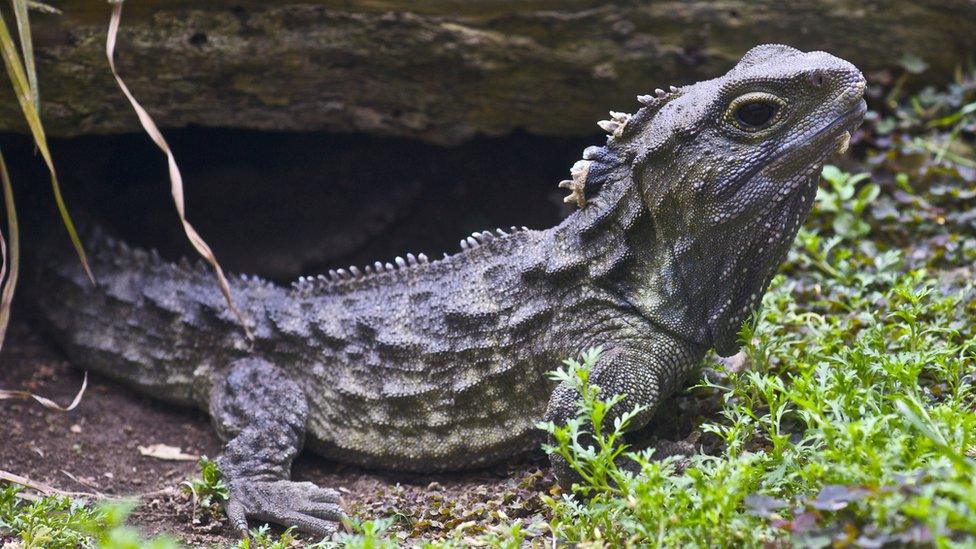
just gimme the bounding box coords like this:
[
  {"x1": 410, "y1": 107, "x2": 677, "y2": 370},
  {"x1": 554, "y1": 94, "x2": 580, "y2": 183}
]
[
  {"x1": 224, "y1": 478, "x2": 344, "y2": 538},
  {"x1": 300, "y1": 501, "x2": 344, "y2": 520}
]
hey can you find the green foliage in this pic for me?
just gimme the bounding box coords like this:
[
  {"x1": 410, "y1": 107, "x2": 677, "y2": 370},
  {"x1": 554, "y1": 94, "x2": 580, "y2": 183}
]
[
  {"x1": 540, "y1": 352, "x2": 774, "y2": 546},
  {"x1": 538, "y1": 347, "x2": 646, "y2": 499},
  {"x1": 532, "y1": 165, "x2": 976, "y2": 546},
  {"x1": 816, "y1": 165, "x2": 878, "y2": 240},
  {"x1": 91, "y1": 500, "x2": 180, "y2": 549},
  {"x1": 325, "y1": 517, "x2": 398, "y2": 548},
  {"x1": 854, "y1": 71, "x2": 976, "y2": 269},
  {"x1": 537, "y1": 261, "x2": 975, "y2": 545},
  {"x1": 231, "y1": 524, "x2": 298, "y2": 549},
  {"x1": 0, "y1": 485, "x2": 100, "y2": 548},
  {"x1": 0, "y1": 485, "x2": 178, "y2": 549},
  {"x1": 181, "y1": 456, "x2": 229, "y2": 509},
  {"x1": 466, "y1": 520, "x2": 528, "y2": 549}
]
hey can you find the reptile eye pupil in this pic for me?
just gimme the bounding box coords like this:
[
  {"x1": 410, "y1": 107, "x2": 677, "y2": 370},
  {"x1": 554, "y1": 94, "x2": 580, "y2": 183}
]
[{"x1": 735, "y1": 101, "x2": 776, "y2": 128}]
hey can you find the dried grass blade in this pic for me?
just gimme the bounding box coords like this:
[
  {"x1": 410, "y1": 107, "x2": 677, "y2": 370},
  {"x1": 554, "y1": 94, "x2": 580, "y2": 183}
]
[
  {"x1": 0, "y1": 469, "x2": 97, "y2": 499},
  {"x1": 105, "y1": 1, "x2": 253, "y2": 341},
  {"x1": 0, "y1": 371, "x2": 87, "y2": 411},
  {"x1": 0, "y1": 469, "x2": 57, "y2": 494},
  {"x1": 25, "y1": 1, "x2": 59, "y2": 15},
  {"x1": 10, "y1": 0, "x2": 37, "y2": 109},
  {"x1": 0, "y1": 149, "x2": 19, "y2": 352},
  {"x1": 0, "y1": 9, "x2": 92, "y2": 283},
  {"x1": 0, "y1": 192, "x2": 6, "y2": 305}
]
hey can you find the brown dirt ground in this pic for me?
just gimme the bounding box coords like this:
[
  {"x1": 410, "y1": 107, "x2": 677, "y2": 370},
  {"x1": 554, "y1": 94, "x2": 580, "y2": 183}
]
[{"x1": 0, "y1": 317, "x2": 717, "y2": 547}]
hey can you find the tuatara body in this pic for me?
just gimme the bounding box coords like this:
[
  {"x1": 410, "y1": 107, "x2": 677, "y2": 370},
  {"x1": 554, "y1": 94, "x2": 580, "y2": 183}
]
[{"x1": 34, "y1": 44, "x2": 866, "y2": 536}]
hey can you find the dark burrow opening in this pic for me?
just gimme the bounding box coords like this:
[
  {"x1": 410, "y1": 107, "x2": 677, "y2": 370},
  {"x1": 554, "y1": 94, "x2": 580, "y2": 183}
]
[{"x1": 1, "y1": 127, "x2": 599, "y2": 283}]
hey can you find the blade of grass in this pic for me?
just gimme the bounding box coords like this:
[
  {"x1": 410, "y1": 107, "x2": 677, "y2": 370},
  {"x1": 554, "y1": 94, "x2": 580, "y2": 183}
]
[
  {"x1": 894, "y1": 397, "x2": 974, "y2": 472},
  {"x1": 0, "y1": 148, "x2": 18, "y2": 352},
  {"x1": 10, "y1": 0, "x2": 37, "y2": 109},
  {"x1": 0, "y1": 8, "x2": 92, "y2": 283},
  {"x1": 106, "y1": 1, "x2": 253, "y2": 341}
]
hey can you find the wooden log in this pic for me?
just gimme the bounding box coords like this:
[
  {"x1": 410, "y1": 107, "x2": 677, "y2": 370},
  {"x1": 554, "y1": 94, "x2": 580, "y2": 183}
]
[{"x1": 3, "y1": 1, "x2": 974, "y2": 143}]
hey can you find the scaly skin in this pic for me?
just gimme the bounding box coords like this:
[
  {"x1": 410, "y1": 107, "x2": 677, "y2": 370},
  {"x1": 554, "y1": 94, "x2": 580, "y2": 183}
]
[{"x1": 33, "y1": 45, "x2": 866, "y2": 536}]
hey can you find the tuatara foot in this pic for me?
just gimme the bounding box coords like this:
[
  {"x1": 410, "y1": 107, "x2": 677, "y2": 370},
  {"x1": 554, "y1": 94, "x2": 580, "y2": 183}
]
[
  {"x1": 224, "y1": 477, "x2": 343, "y2": 537},
  {"x1": 211, "y1": 359, "x2": 341, "y2": 537}
]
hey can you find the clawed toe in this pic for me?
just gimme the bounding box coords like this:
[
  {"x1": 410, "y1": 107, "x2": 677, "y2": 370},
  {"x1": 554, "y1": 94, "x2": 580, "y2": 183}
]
[
  {"x1": 281, "y1": 512, "x2": 340, "y2": 537},
  {"x1": 224, "y1": 478, "x2": 344, "y2": 538},
  {"x1": 306, "y1": 484, "x2": 341, "y2": 503},
  {"x1": 300, "y1": 501, "x2": 343, "y2": 521}
]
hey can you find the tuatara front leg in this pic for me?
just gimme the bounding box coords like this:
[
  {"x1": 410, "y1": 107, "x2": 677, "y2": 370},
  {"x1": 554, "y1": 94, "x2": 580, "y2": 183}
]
[
  {"x1": 210, "y1": 358, "x2": 343, "y2": 537},
  {"x1": 544, "y1": 331, "x2": 706, "y2": 488}
]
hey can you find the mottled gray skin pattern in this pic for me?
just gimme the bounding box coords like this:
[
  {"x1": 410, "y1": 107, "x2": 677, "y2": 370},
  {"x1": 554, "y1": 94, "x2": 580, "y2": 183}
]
[{"x1": 35, "y1": 45, "x2": 865, "y2": 536}]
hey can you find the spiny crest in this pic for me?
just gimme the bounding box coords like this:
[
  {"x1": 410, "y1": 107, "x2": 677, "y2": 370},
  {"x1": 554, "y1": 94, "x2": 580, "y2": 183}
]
[
  {"x1": 558, "y1": 84, "x2": 683, "y2": 208},
  {"x1": 459, "y1": 227, "x2": 526, "y2": 251},
  {"x1": 636, "y1": 85, "x2": 680, "y2": 109},
  {"x1": 236, "y1": 272, "x2": 275, "y2": 289},
  {"x1": 625, "y1": 84, "x2": 683, "y2": 140},
  {"x1": 558, "y1": 158, "x2": 593, "y2": 208},
  {"x1": 596, "y1": 111, "x2": 631, "y2": 139},
  {"x1": 291, "y1": 226, "x2": 529, "y2": 294},
  {"x1": 291, "y1": 253, "x2": 427, "y2": 294}
]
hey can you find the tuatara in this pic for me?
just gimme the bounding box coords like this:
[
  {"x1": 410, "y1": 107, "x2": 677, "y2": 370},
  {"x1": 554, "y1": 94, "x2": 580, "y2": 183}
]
[{"x1": 34, "y1": 44, "x2": 866, "y2": 536}]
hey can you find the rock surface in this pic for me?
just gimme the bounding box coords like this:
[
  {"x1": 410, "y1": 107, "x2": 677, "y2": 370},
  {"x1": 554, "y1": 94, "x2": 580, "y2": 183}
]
[{"x1": 3, "y1": 1, "x2": 975, "y2": 143}]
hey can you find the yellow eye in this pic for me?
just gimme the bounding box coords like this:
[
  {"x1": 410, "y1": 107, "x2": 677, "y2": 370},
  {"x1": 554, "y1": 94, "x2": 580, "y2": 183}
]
[{"x1": 726, "y1": 93, "x2": 785, "y2": 132}]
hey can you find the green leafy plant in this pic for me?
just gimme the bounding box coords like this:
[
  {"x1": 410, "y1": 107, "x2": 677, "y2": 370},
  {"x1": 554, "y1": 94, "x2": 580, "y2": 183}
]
[
  {"x1": 816, "y1": 165, "x2": 878, "y2": 240},
  {"x1": 90, "y1": 500, "x2": 180, "y2": 549},
  {"x1": 533, "y1": 247, "x2": 976, "y2": 546},
  {"x1": 0, "y1": 485, "x2": 100, "y2": 548},
  {"x1": 538, "y1": 347, "x2": 646, "y2": 499},
  {"x1": 231, "y1": 524, "x2": 298, "y2": 549},
  {"x1": 0, "y1": 485, "x2": 178, "y2": 549},
  {"x1": 181, "y1": 456, "x2": 230, "y2": 512},
  {"x1": 325, "y1": 516, "x2": 398, "y2": 548}
]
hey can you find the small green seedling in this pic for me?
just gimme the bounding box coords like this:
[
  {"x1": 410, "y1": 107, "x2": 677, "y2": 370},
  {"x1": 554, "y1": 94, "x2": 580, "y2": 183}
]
[{"x1": 181, "y1": 456, "x2": 230, "y2": 526}]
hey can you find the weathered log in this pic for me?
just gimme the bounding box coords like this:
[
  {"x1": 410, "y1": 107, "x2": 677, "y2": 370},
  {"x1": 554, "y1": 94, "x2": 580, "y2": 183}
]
[{"x1": 3, "y1": 1, "x2": 975, "y2": 144}]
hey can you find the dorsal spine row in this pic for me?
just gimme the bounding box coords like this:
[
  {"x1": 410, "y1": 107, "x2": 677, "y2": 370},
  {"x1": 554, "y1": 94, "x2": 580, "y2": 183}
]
[
  {"x1": 291, "y1": 225, "x2": 530, "y2": 294},
  {"x1": 558, "y1": 84, "x2": 684, "y2": 207}
]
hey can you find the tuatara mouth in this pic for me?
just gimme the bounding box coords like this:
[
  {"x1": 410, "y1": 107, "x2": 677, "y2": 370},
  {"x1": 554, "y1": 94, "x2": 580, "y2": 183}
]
[
  {"x1": 771, "y1": 98, "x2": 867, "y2": 169},
  {"x1": 832, "y1": 99, "x2": 868, "y2": 155}
]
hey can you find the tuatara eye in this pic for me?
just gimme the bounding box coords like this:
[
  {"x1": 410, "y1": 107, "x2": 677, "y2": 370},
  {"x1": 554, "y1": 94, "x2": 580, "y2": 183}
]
[
  {"x1": 725, "y1": 92, "x2": 786, "y2": 133},
  {"x1": 735, "y1": 101, "x2": 777, "y2": 127}
]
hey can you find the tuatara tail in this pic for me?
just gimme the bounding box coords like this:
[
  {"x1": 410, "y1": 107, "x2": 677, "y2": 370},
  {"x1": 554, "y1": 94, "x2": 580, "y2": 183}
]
[{"x1": 27, "y1": 225, "x2": 263, "y2": 408}]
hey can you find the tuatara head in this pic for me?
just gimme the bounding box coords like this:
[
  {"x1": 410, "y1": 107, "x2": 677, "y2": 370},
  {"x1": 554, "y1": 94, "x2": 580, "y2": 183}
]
[{"x1": 613, "y1": 44, "x2": 866, "y2": 355}]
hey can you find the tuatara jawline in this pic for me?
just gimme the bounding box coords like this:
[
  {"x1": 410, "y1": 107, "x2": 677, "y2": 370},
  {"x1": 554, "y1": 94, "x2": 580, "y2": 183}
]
[{"x1": 34, "y1": 44, "x2": 866, "y2": 536}]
